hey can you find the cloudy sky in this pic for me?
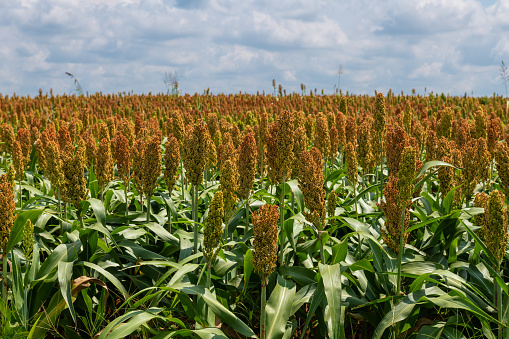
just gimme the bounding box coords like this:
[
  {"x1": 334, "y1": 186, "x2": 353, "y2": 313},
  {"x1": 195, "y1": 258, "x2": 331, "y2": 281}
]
[{"x1": 1, "y1": 0, "x2": 508, "y2": 97}]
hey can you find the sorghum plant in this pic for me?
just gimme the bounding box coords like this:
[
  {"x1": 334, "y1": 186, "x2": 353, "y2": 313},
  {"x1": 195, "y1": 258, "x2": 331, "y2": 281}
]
[
  {"x1": 298, "y1": 149, "x2": 327, "y2": 262},
  {"x1": 238, "y1": 130, "x2": 257, "y2": 232},
  {"x1": 1, "y1": 174, "x2": 16, "y2": 325},
  {"x1": 251, "y1": 204, "x2": 279, "y2": 339},
  {"x1": 314, "y1": 114, "x2": 330, "y2": 165},
  {"x1": 494, "y1": 142, "x2": 509, "y2": 197},
  {"x1": 203, "y1": 190, "x2": 224, "y2": 272},
  {"x1": 462, "y1": 139, "x2": 478, "y2": 203},
  {"x1": 385, "y1": 126, "x2": 409, "y2": 177},
  {"x1": 142, "y1": 133, "x2": 162, "y2": 222},
  {"x1": 95, "y1": 138, "x2": 114, "y2": 200}
]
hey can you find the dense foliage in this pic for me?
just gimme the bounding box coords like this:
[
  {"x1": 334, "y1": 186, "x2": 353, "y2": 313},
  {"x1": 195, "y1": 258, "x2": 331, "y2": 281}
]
[{"x1": 0, "y1": 90, "x2": 508, "y2": 338}]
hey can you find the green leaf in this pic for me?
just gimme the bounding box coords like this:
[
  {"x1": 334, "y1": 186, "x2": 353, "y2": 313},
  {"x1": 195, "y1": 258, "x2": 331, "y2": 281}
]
[
  {"x1": 417, "y1": 322, "x2": 445, "y2": 339},
  {"x1": 300, "y1": 278, "x2": 325, "y2": 339},
  {"x1": 32, "y1": 276, "x2": 108, "y2": 338},
  {"x1": 6, "y1": 209, "x2": 44, "y2": 253},
  {"x1": 201, "y1": 288, "x2": 256, "y2": 338},
  {"x1": 143, "y1": 222, "x2": 179, "y2": 247},
  {"x1": 98, "y1": 308, "x2": 163, "y2": 339},
  {"x1": 242, "y1": 249, "x2": 253, "y2": 294},
  {"x1": 372, "y1": 291, "x2": 426, "y2": 339},
  {"x1": 58, "y1": 261, "x2": 76, "y2": 323},
  {"x1": 82, "y1": 261, "x2": 129, "y2": 299},
  {"x1": 88, "y1": 163, "x2": 98, "y2": 199},
  {"x1": 291, "y1": 283, "x2": 316, "y2": 315},
  {"x1": 265, "y1": 275, "x2": 297, "y2": 339},
  {"x1": 349, "y1": 259, "x2": 375, "y2": 273},
  {"x1": 278, "y1": 266, "x2": 317, "y2": 286},
  {"x1": 11, "y1": 251, "x2": 24, "y2": 315},
  {"x1": 88, "y1": 198, "x2": 106, "y2": 227},
  {"x1": 319, "y1": 263, "x2": 343, "y2": 339},
  {"x1": 36, "y1": 240, "x2": 82, "y2": 281},
  {"x1": 415, "y1": 160, "x2": 458, "y2": 183},
  {"x1": 427, "y1": 294, "x2": 502, "y2": 325},
  {"x1": 462, "y1": 220, "x2": 498, "y2": 267},
  {"x1": 331, "y1": 240, "x2": 348, "y2": 265}
]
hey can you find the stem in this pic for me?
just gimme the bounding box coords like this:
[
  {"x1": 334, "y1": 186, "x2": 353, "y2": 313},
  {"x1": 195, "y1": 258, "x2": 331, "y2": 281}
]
[
  {"x1": 205, "y1": 263, "x2": 212, "y2": 326},
  {"x1": 2, "y1": 249, "x2": 7, "y2": 310},
  {"x1": 396, "y1": 206, "x2": 406, "y2": 297},
  {"x1": 279, "y1": 175, "x2": 286, "y2": 266},
  {"x1": 379, "y1": 135, "x2": 383, "y2": 203},
  {"x1": 319, "y1": 232, "x2": 325, "y2": 264},
  {"x1": 167, "y1": 190, "x2": 173, "y2": 233},
  {"x1": 497, "y1": 263, "x2": 503, "y2": 339},
  {"x1": 180, "y1": 158, "x2": 185, "y2": 201},
  {"x1": 245, "y1": 197, "x2": 250, "y2": 236},
  {"x1": 124, "y1": 181, "x2": 129, "y2": 226},
  {"x1": 354, "y1": 186, "x2": 358, "y2": 221},
  {"x1": 261, "y1": 284, "x2": 267, "y2": 339},
  {"x1": 146, "y1": 194, "x2": 151, "y2": 223},
  {"x1": 193, "y1": 185, "x2": 199, "y2": 263},
  {"x1": 18, "y1": 178, "x2": 22, "y2": 208}
]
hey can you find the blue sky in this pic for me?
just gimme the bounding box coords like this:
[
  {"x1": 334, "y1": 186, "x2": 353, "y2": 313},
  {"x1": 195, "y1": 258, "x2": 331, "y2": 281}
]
[{"x1": 1, "y1": 0, "x2": 508, "y2": 97}]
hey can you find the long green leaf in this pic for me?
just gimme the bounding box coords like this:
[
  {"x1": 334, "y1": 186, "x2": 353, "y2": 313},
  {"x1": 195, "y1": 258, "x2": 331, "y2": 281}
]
[
  {"x1": 36, "y1": 240, "x2": 82, "y2": 281},
  {"x1": 99, "y1": 309, "x2": 164, "y2": 339},
  {"x1": 88, "y1": 198, "x2": 106, "y2": 227},
  {"x1": 372, "y1": 287, "x2": 444, "y2": 339},
  {"x1": 58, "y1": 261, "x2": 76, "y2": 323},
  {"x1": 6, "y1": 209, "x2": 43, "y2": 253},
  {"x1": 201, "y1": 288, "x2": 256, "y2": 338},
  {"x1": 319, "y1": 263, "x2": 343, "y2": 339},
  {"x1": 82, "y1": 261, "x2": 129, "y2": 299},
  {"x1": 265, "y1": 275, "x2": 296, "y2": 339},
  {"x1": 97, "y1": 307, "x2": 162, "y2": 339}
]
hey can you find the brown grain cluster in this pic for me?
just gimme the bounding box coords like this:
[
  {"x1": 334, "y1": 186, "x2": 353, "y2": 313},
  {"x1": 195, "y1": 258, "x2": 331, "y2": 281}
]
[
  {"x1": 475, "y1": 190, "x2": 509, "y2": 264},
  {"x1": 203, "y1": 190, "x2": 224, "y2": 266},
  {"x1": 183, "y1": 120, "x2": 208, "y2": 187},
  {"x1": 495, "y1": 142, "x2": 509, "y2": 196},
  {"x1": 378, "y1": 176, "x2": 410, "y2": 253},
  {"x1": 95, "y1": 138, "x2": 114, "y2": 190},
  {"x1": 345, "y1": 142, "x2": 358, "y2": 186},
  {"x1": 314, "y1": 115, "x2": 330, "y2": 163},
  {"x1": 357, "y1": 117, "x2": 374, "y2": 172},
  {"x1": 0, "y1": 174, "x2": 16, "y2": 251},
  {"x1": 385, "y1": 126, "x2": 409, "y2": 176},
  {"x1": 60, "y1": 144, "x2": 88, "y2": 210},
  {"x1": 251, "y1": 204, "x2": 280, "y2": 286},
  {"x1": 220, "y1": 159, "x2": 239, "y2": 221},
  {"x1": 164, "y1": 135, "x2": 180, "y2": 193},
  {"x1": 298, "y1": 149, "x2": 326, "y2": 231},
  {"x1": 238, "y1": 130, "x2": 257, "y2": 200}
]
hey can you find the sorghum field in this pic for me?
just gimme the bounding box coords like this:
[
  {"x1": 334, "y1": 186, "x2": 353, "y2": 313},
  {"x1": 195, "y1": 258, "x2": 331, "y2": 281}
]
[{"x1": 0, "y1": 90, "x2": 509, "y2": 339}]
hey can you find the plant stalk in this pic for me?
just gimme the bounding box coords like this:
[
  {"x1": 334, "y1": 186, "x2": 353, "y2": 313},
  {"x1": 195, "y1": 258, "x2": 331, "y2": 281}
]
[
  {"x1": 245, "y1": 197, "x2": 250, "y2": 236},
  {"x1": 379, "y1": 135, "x2": 383, "y2": 203},
  {"x1": 279, "y1": 175, "x2": 286, "y2": 266},
  {"x1": 2, "y1": 250, "x2": 6, "y2": 305},
  {"x1": 261, "y1": 284, "x2": 267, "y2": 339},
  {"x1": 124, "y1": 181, "x2": 129, "y2": 226},
  {"x1": 180, "y1": 158, "x2": 185, "y2": 200},
  {"x1": 193, "y1": 185, "x2": 199, "y2": 263},
  {"x1": 319, "y1": 232, "x2": 325, "y2": 264},
  {"x1": 396, "y1": 206, "x2": 406, "y2": 297},
  {"x1": 146, "y1": 194, "x2": 151, "y2": 223},
  {"x1": 18, "y1": 178, "x2": 22, "y2": 209}
]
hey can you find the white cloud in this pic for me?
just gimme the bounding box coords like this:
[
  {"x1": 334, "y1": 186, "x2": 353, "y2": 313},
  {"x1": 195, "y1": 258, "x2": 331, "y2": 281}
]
[
  {"x1": 0, "y1": 0, "x2": 507, "y2": 96},
  {"x1": 409, "y1": 62, "x2": 443, "y2": 79}
]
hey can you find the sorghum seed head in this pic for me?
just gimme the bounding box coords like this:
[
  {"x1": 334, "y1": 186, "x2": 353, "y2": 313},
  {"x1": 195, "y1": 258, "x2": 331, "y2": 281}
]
[{"x1": 251, "y1": 204, "x2": 280, "y2": 286}]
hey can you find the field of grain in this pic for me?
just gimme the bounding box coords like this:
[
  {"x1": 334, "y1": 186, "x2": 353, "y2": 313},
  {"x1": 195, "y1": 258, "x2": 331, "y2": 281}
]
[{"x1": 0, "y1": 91, "x2": 508, "y2": 338}]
